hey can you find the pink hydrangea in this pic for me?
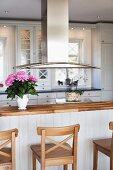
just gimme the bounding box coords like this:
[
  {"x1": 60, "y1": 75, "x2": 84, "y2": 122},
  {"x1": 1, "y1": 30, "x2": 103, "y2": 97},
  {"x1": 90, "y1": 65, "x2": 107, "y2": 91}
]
[
  {"x1": 5, "y1": 71, "x2": 37, "y2": 87},
  {"x1": 5, "y1": 73, "x2": 16, "y2": 87},
  {"x1": 16, "y1": 71, "x2": 29, "y2": 82},
  {"x1": 28, "y1": 75, "x2": 37, "y2": 82}
]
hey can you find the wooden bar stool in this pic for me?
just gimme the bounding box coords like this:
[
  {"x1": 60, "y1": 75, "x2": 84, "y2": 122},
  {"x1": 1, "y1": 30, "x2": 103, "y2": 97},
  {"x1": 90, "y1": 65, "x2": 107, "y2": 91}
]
[
  {"x1": 31, "y1": 124, "x2": 80, "y2": 170},
  {"x1": 93, "y1": 122, "x2": 113, "y2": 170},
  {"x1": 0, "y1": 128, "x2": 18, "y2": 170}
]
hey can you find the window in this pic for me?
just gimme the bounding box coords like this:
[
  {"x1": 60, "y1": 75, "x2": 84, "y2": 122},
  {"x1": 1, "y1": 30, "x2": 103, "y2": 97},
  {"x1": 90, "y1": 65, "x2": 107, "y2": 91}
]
[
  {"x1": 0, "y1": 38, "x2": 5, "y2": 83},
  {"x1": 68, "y1": 39, "x2": 82, "y2": 63},
  {"x1": 55, "y1": 39, "x2": 87, "y2": 87}
]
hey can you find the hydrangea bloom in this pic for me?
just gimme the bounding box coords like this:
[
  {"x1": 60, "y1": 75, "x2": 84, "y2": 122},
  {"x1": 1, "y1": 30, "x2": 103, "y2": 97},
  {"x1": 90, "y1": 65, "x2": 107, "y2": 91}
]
[
  {"x1": 5, "y1": 71, "x2": 38, "y2": 99},
  {"x1": 28, "y1": 75, "x2": 37, "y2": 82},
  {"x1": 16, "y1": 71, "x2": 29, "y2": 82},
  {"x1": 5, "y1": 73, "x2": 16, "y2": 87}
]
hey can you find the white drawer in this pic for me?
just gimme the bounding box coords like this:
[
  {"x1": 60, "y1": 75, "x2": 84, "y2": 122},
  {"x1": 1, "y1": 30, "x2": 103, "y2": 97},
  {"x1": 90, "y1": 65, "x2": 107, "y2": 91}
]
[
  {"x1": 0, "y1": 95, "x2": 8, "y2": 101},
  {"x1": 0, "y1": 100, "x2": 16, "y2": 106},
  {"x1": 38, "y1": 98, "x2": 56, "y2": 104},
  {"x1": 29, "y1": 95, "x2": 38, "y2": 100},
  {"x1": 36, "y1": 86, "x2": 51, "y2": 90},
  {"x1": 28, "y1": 99, "x2": 38, "y2": 105},
  {"x1": 56, "y1": 92, "x2": 65, "y2": 98},
  {"x1": 82, "y1": 91, "x2": 101, "y2": 97},
  {"x1": 38, "y1": 93, "x2": 56, "y2": 99},
  {"x1": 81, "y1": 96, "x2": 101, "y2": 102}
]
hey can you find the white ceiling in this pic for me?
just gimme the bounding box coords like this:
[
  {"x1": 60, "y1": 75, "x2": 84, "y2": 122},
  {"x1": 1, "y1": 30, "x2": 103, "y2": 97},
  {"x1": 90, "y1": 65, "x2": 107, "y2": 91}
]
[{"x1": 0, "y1": 0, "x2": 113, "y2": 22}]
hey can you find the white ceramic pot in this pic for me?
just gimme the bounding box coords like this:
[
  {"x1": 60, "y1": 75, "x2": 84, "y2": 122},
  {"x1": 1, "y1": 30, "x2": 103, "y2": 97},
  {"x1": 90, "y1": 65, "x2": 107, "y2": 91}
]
[{"x1": 17, "y1": 95, "x2": 28, "y2": 110}]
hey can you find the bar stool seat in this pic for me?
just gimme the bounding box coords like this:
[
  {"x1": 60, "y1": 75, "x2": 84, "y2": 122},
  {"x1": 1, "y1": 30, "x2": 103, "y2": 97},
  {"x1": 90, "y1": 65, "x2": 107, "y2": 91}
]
[
  {"x1": 93, "y1": 138, "x2": 111, "y2": 157},
  {"x1": 30, "y1": 124, "x2": 80, "y2": 170},
  {"x1": 31, "y1": 143, "x2": 73, "y2": 166},
  {"x1": 93, "y1": 122, "x2": 113, "y2": 170}
]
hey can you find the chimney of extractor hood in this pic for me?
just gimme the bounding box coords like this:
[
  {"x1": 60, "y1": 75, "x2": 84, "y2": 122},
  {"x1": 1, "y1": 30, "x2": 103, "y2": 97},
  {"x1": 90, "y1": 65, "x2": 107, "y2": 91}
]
[{"x1": 41, "y1": 0, "x2": 69, "y2": 64}]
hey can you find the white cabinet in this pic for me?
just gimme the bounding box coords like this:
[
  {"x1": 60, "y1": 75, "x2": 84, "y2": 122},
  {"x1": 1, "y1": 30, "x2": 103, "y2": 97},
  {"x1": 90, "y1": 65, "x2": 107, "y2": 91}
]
[
  {"x1": 35, "y1": 69, "x2": 51, "y2": 90},
  {"x1": 16, "y1": 26, "x2": 34, "y2": 65},
  {"x1": 81, "y1": 91, "x2": 101, "y2": 102},
  {"x1": 28, "y1": 95, "x2": 38, "y2": 105},
  {"x1": 101, "y1": 44, "x2": 113, "y2": 91},
  {"x1": 92, "y1": 23, "x2": 113, "y2": 101},
  {"x1": 16, "y1": 24, "x2": 41, "y2": 65},
  {"x1": 38, "y1": 93, "x2": 56, "y2": 104},
  {"x1": 0, "y1": 95, "x2": 17, "y2": 106},
  {"x1": 101, "y1": 24, "x2": 113, "y2": 44}
]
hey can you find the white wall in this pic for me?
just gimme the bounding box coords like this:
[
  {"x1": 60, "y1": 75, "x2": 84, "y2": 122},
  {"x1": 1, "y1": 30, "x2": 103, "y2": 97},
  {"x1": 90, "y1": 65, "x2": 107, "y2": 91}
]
[{"x1": 0, "y1": 26, "x2": 15, "y2": 84}]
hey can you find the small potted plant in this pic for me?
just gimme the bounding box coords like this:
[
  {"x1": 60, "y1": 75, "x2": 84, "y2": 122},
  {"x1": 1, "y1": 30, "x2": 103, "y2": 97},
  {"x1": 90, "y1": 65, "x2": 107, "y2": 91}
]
[
  {"x1": 65, "y1": 89, "x2": 84, "y2": 102},
  {"x1": 5, "y1": 71, "x2": 38, "y2": 110}
]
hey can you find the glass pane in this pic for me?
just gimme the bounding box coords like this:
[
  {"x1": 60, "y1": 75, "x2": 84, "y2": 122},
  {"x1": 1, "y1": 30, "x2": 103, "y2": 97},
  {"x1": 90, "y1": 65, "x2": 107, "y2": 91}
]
[
  {"x1": 21, "y1": 50, "x2": 30, "y2": 65},
  {"x1": 37, "y1": 31, "x2": 42, "y2": 63},
  {"x1": 55, "y1": 69, "x2": 66, "y2": 82},
  {"x1": 20, "y1": 30, "x2": 31, "y2": 64},
  {"x1": 68, "y1": 41, "x2": 80, "y2": 63},
  {"x1": 68, "y1": 68, "x2": 79, "y2": 80},
  {"x1": 21, "y1": 30, "x2": 30, "y2": 40},
  {"x1": 21, "y1": 40, "x2": 30, "y2": 49},
  {"x1": 39, "y1": 69, "x2": 47, "y2": 79}
]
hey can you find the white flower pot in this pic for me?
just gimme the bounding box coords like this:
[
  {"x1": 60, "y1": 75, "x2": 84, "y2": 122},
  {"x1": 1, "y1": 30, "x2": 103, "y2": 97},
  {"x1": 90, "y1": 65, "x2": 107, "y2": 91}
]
[{"x1": 17, "y1": 95, "x2": 28, "y2": 110}]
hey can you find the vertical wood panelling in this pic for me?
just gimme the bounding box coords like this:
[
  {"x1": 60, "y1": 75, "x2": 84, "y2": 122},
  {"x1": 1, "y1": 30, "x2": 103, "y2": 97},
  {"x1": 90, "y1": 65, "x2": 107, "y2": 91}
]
[{"x1": 0, "y1": 110, "x2": 112, "y2": 170}]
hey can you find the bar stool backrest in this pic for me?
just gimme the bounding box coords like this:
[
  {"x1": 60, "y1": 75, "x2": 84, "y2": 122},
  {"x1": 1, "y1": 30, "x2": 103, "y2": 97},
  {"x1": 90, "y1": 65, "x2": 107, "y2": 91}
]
[
  {"x1": 37, "y1": 124, "x2": 80, "y2": 165},
  {"x1": 0, "y1": 128, "x2": 18, "y2": 170}
]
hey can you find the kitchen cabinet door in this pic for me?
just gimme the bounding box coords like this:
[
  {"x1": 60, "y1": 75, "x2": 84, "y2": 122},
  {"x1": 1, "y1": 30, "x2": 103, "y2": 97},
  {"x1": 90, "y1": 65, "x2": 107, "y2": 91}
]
[
  {"x1": 17, "y1": 26, "x2": 34, "y2": 65},
  {"x1": 101, "y1": 44, "x2": 113, "y2": 91}
]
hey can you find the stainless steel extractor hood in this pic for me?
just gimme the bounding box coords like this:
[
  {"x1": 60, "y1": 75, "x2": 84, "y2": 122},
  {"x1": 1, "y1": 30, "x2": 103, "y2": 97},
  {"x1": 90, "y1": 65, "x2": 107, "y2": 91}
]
[
  {"x1": 14, "y1": 0, "x2": 98, "y2": 69},
  {"x1": 41, "y1": 0, "x2": 68, "y2": 65}
]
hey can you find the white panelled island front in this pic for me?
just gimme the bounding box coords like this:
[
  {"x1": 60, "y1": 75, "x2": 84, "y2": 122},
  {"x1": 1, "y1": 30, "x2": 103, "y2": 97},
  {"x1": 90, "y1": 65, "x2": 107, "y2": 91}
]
[{"x1": 0, "y1": 102, "x2": 113, "y2": 170}]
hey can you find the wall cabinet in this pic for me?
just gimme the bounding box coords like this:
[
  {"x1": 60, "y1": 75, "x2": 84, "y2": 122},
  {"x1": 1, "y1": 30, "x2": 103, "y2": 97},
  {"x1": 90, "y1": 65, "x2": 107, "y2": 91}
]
[
  {"x1": 16, "y1": 26, "x2": 33, "y2": 65},
  {"x1": 16, "y1": 24, "x2": 41, "y2": 65}
]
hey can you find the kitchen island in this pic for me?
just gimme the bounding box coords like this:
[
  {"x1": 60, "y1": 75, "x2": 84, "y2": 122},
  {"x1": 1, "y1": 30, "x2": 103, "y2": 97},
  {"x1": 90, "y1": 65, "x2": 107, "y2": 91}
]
[{"x1": 0, "y1": 101, "x2": 112, "y2": 170}]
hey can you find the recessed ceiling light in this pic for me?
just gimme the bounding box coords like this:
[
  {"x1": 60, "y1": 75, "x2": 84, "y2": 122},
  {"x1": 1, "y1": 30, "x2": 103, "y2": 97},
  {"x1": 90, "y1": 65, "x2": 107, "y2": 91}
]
[
  {"x1": 83, "y1": 28, "x2": 85, "y2": 30},
  {"x1": 71, "y1": 27, "x2": 74, "y2": 30},
  {"x1": 3, "y1": 25, "x2": 6, "y2": 28},
  {"x1": 4, "y1": 11, "x2": 8, "y2": 13}
]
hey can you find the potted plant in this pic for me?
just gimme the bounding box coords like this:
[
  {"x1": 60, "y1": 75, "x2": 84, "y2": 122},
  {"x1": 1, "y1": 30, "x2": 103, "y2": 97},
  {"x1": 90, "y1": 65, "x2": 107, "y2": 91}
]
[
  {"x1": 5, "y1": 71, "x2": 38, "y2": 110},
  {"x1": 65, "y1": 89, "x2": 84, "y2": 102}
]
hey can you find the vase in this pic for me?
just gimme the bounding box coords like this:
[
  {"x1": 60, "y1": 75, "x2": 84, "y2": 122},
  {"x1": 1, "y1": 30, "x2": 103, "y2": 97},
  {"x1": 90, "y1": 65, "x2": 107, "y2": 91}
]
[
  {"x1": 17, "y1": 95, "x2": 29, "y2": 110},
  {"x1": 65, "y1": 92, "x2": 81, "y2": 102}
]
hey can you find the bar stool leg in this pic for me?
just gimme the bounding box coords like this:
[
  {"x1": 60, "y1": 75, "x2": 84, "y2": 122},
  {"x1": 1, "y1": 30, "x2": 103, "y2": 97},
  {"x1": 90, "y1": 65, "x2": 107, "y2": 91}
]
[
  {"x1": 110, "y1": 156, "x2": 113, "y2": 170},
  {"x1": 72, "y1": 163, "x2": 77, "y2": 170},
  {"x1": 32, "y1": 153, "x2": 36, "y2": 170},
  {"x1": 93, "y1": 144, "x2": 98, "y2": 170},
  {"x1": 64, "y1": 164, "x2": 68, "y2": 170}
]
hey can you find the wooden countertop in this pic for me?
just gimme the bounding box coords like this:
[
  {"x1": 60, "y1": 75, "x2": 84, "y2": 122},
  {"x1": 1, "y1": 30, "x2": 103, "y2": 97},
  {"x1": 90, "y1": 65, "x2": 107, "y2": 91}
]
[{"x1": 0, "y1": 101, "x2": 113, "y2": 116}]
